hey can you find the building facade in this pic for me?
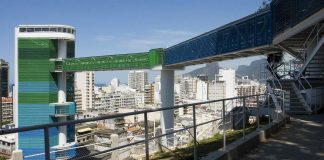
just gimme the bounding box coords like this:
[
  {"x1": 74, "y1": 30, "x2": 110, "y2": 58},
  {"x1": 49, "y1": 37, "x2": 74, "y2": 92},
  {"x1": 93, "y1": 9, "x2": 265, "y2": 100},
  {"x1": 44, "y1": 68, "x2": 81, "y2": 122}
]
[
  {"x1": 128, "y1": 70, "x2": 148, "y2": 92},
  {"x1": 15, "y1": 25, "x2": 76, "y2": 159},
  {"x1": 1, "y1": 97, "x2": 13, "y2": 125},
  {"x1": 0, "y1": 59, "x2": 9, "y2": 97},
  {"x1": 75, "y1": 71, "x2": 95, "y2": 111}
]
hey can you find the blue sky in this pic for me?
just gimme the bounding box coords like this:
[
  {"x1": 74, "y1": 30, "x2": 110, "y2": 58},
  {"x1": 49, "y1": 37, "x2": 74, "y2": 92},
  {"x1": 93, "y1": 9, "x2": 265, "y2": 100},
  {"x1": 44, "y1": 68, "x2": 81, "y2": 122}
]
[{"x1": 0, "y1": 0, "x2": 265, "y2": 84}]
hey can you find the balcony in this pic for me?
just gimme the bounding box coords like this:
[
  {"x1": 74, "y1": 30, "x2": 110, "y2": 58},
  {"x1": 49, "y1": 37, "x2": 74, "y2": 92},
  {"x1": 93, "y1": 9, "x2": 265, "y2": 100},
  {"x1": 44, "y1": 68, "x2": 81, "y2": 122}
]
[{"x1": 49, "y1": 102, "x2": 76, "y2": 117}]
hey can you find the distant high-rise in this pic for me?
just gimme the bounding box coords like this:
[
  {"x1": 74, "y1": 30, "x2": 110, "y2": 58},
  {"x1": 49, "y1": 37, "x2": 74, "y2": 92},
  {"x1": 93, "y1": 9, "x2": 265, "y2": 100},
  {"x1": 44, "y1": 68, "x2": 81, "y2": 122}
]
[
  {"x1": 0, "y1": 59, "x2": 9, "y2": 97},
  {"x1": 75, "y1": 71, "x2": 94, "y2": 111},
  {"x1": 128, "y1": 70, "x2": 148, "y2": 92}
]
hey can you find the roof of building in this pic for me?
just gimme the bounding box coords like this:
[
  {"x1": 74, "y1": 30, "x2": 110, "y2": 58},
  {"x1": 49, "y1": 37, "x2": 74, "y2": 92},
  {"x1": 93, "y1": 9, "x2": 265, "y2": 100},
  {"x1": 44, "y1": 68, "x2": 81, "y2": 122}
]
[{"x1": 0, "y1": 134, "x2": 15, "y2": 143}]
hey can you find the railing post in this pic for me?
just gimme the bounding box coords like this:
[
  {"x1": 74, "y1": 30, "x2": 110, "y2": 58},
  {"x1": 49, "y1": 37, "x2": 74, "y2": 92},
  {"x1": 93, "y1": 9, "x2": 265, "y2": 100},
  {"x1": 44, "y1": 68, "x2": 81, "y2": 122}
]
[
  {"x1": 222, "y1": 100, "x2": 226, "y2": 150},
  {"x1": 315, "y1": 89, "x2": 317, "y2": 114},
  {"x1": 257, "y1": 95, "x2": 260, "y2": 129},
  {"x1": 44, "y1": 127, "x2": 50, "y2": 160},
  {"x1": 282, "y1": 92, "x2": 285, "y2": 123},
  {"x1": 242, "y1": 97, "x2": 246, "y2": 140},
  {"x1": 192, "y1": 105, "x2": 198, "y2": 160},
  {"x1": 144, "y1": 112, "x2": 149, "y2": 160},
  {"x1": 268, "y1": 94, "x2": 271, "y2": 125}
]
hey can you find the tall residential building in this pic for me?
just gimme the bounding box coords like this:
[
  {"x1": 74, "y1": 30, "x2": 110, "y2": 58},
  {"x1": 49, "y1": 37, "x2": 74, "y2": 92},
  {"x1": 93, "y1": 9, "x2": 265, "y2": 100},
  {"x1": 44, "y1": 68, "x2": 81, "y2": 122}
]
[
  {"x1": 1, "y1": 97, "x2": 13, "y2": 124},
  {"x1": 218, "y1": 69, "x2": 236, "y2": 98},
  {"x1": 144, "y1": 83, "x2": 154, "y2": 104},
  {"x1": 110, "y1": 77, "x2": 120, "y2": 89},
  {"x1": 0, "y1": 59, "x2": 9, "y2": 97},
  {"x1": 15, "y1": 25, "x2": 76, "y2": 159},
  {"x1": 75, "y1": 71, "x2": 95, "y2": 111},
  {"x1": 128, "y1": 70, "x2": 148, "y2": 92}
]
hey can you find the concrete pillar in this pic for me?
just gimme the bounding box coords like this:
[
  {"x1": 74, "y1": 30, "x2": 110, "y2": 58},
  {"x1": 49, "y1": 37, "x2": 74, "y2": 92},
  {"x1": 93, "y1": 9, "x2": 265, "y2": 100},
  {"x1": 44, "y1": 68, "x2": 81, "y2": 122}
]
[
  {"x1": 160, "y1": 69, "x2": 174, "y2": 146},
  {"x1": 58, "y1": 116, "x2": 67, "y2": 145},
  {"x1": 58, "y1": 39, "x2": 67, "y2": 103},
  {"x1": 111, "y1": 134, "x2": 119, "y2": 160},
  {"x1": 57, "y1": 39, "x2": 68, "y2": 146},
  {"x1": 58, "y1": 73, "x2": 67, "y2": 103},
  {"x1": 58, "y1": 40, "x2": 67, "y2": 59}
]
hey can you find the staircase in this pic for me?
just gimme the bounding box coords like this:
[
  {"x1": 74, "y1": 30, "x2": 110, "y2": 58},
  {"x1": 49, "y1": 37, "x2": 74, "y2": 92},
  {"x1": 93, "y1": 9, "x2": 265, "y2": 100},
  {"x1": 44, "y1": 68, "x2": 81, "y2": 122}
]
[
  {"x1": 280, "y1": 80, "x2": 312, "y2": 114},
  {"x1": 268, "y1": 80, "x2": 312, "y2": 114},
  {"x1": 304, "y1": 45, "x2": 324, "y2": 79}
]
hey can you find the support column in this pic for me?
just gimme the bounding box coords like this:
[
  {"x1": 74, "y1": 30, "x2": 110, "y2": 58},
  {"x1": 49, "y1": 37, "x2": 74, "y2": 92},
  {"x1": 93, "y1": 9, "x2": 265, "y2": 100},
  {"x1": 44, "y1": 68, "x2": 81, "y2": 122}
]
[
  {"x1": 57, "y1": 39, "x2": 67, "y2": 146},
  {"x1": 58, "y1": 116, "x2": 67, "y2": 145},
  {"x1": 58, "y1": 73, "x2": 67, "y2": 103},
  {"x1": 160, "y1": 69, "x2": 174, "y2": 146}
]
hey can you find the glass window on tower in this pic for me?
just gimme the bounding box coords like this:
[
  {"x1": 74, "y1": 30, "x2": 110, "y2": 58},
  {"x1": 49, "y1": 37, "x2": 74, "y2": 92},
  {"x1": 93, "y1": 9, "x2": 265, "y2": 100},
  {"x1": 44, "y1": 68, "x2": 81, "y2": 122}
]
[
  {"x1": 50, "y1": 28, "x2": 57, "y2": 32},
  {"x1": 35, "y1": 28, "x2": 41, "y2": 32},
  {"x1": 19, "y1": 28, "x2": 26, "y2": 32},
  {"x1": 27, "y1": 28, "x2": 34, "y2": 32}
]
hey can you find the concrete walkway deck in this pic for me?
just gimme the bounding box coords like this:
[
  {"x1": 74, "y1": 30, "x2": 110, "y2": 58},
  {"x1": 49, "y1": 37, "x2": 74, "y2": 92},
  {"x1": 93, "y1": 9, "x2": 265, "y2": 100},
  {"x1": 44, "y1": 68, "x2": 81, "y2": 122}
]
[{"x1": 242, "y1": 113, "x2": 324, "y2": 160}]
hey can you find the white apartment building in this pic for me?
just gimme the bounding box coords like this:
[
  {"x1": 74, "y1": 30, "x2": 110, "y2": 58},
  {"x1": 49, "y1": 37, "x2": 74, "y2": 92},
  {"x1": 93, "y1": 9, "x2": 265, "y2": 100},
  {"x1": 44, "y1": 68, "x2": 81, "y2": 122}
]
[
  {"x1": 74, "y1": 89, "x2": 83, "y2": 114},
  {"x1": 128, "y1": 70, "x2": 148, "y2": 92},
  {"x1": 218, "y1": 69, "x2": 236, "y2": 99},
  {"x1": 110, "y1": 77, "x2": 120, "y2": 89},
  {"x1": 180, "y1": 77, "x2": 198, "y2": 99},
  {"x1": 75, "y1": 71, "x2": 95, "y2": 111},
  {"x1": 236, "y1": 76, "x2": 262, "y2": 97},
  {"x1": 0, "y1": 134, "x2": 15, "y2": 158},
  {"x1": 196, "y1": 80, "x2": 208, "y2": 101},
  {"x1": 94, "y1": 91, "x2": 136, "y2": 112},
  {"x1": 208, "y1": 81, "x2": 226, "y2": 100}
]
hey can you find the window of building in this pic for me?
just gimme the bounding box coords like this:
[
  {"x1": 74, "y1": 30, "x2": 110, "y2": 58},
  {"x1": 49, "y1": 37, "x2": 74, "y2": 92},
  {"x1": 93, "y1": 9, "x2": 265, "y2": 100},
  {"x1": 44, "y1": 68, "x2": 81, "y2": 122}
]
[
  {"x1": 63, "y1": 28, "x2": 67, "y2": 32},
  {"x1": 58, "y1": 27, "x2": 62, "y2": 32},
  {"x1": 42, "y1": 28, "x2": 49, "y2": 31},
  {"x1": 35, "y1": 28, "x2": 41, "y2": 32},
  {"x1": 27, "y1": 28, "x2": 34, "y2": 32},
  {"x1": 19, "y1": 28, "x2": 26, "y2": 32},
  {"x1": 50, "y1": 28, "x2": 57, "y2": 32}
]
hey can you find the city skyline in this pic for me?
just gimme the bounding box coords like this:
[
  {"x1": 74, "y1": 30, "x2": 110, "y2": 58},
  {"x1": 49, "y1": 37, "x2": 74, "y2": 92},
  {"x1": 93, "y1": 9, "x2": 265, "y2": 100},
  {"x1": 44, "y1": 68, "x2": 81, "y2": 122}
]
[{"x1": 0, "y1": 0, "x2": 265, "y2": 84}]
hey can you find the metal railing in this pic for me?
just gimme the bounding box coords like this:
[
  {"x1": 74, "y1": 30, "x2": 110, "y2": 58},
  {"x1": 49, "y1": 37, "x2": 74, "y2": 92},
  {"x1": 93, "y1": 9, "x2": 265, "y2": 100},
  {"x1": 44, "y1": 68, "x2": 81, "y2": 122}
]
[
  {"x1": 295, "y1": 72, "x2": 314, "y2": 112},
  {"x1": 0, "y1": 94, "x2": 288, "y2": 160}
]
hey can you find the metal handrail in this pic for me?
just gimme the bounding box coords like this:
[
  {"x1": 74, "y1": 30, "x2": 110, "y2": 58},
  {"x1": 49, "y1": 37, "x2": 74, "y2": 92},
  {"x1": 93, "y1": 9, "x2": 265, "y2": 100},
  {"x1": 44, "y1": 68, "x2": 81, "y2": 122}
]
[
  {"x1": 304, "y1": 24, "x2": 324, "y2": 51},
  {"x1": 1, "y1": 93, "x2": 282, "y2": 160},
  {"x1": 294, "y1": 72, "x2": 313, "y2": 112},
  {"x1": 0, "y1": 94, "x2": 266, "y2": 135},
  {"x1": 266, "y1": 61, "x2": 282, "y2": 90}
]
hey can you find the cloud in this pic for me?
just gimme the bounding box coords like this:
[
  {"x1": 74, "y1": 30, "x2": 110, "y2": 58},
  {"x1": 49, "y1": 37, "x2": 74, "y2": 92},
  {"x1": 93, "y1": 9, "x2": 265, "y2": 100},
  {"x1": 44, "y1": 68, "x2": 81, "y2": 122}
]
[
  {"x1": 124, "y1": 29, "x2": 197, "y2": 50},
  {"x1": 93, "y1": 35, "x2": 115, "y2": 41}
]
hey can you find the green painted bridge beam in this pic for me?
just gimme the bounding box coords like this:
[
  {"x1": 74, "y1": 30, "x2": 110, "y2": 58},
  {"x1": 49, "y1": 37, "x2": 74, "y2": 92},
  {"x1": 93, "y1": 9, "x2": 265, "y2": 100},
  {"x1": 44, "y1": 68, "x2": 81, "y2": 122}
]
[{"x1": 51, "y1": 48, "x2": 164, "y2": 72}]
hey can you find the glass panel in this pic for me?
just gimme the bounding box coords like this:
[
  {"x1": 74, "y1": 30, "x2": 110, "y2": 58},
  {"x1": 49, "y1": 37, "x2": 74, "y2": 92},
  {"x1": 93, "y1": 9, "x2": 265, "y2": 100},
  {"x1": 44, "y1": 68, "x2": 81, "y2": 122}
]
[
  {"x1": 42, "y1": 28, "x2": 49, "y2": 31},
  {"x1": 19, "y1": 28, "x2": 26, "y2": 32},
  {"x1": 50, "y1": 28, "x2": 57, "y2": 32},
  {"x1": 27, "y1": 28, "x2": 34, "y2": 32},
  {"x1": 63, "y1": 28, "x2": 67, "y2": 32},
  {"x1": 67, "y1": 28, "x2": 71, "y2": 33},
  {"x1": 58, "y1": 27, "x2": 62, "y2": 32},
  {"x1": 35, "y1": 28, "x2": 41, "y2": 32}
]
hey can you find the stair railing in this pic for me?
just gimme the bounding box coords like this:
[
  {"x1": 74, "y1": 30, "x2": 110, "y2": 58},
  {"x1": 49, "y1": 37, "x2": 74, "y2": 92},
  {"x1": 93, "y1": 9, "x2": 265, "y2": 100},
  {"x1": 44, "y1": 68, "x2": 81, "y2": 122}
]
[
  {"x1": 261, "y1": 61, "x2": 283, "y2": 112},
  {"x1": 297, "y1": 23, "x2": 324, "y2": 78},
  {"x1": 294, "y1": 72, "x2": 314, "y2": 112}
]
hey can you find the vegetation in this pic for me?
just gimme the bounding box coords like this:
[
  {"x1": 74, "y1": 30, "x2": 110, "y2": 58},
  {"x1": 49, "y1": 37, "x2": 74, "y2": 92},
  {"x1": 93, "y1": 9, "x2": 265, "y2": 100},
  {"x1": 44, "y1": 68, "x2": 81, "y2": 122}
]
[{"x1": 151, "y1": 125, "x2": 259, "y2": 160}]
